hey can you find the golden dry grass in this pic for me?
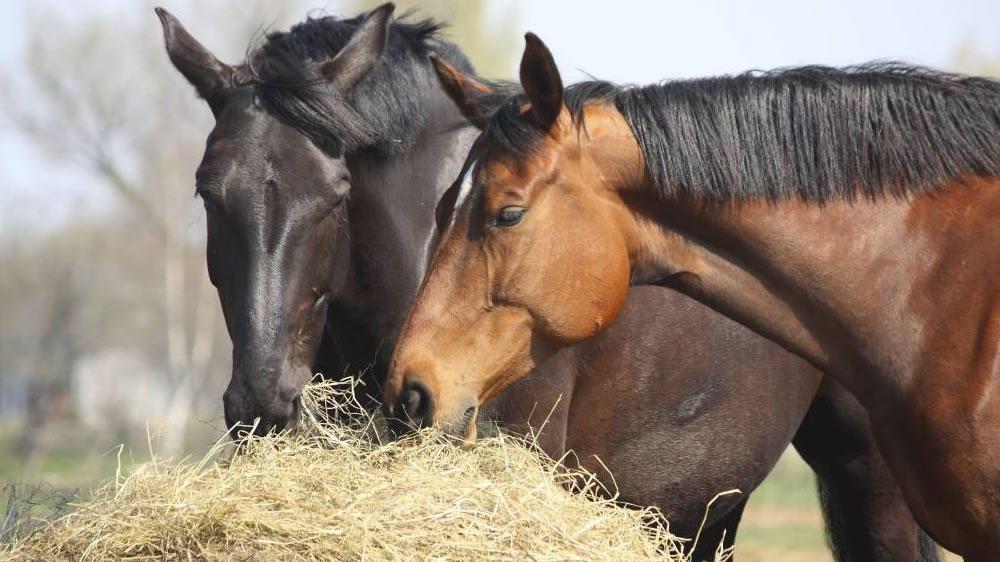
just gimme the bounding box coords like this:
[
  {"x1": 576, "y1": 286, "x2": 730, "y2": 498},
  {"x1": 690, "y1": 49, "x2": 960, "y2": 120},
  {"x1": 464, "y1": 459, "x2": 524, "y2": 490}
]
[{"x1": 2, "y1": 380, "x2": 730, "y2": 561}]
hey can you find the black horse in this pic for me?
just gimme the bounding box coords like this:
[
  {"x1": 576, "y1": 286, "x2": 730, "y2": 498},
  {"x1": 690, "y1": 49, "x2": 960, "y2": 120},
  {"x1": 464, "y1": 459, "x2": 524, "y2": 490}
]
[
  {"x1": 157, "y1": 5, "x2": 938, "y2": 560},
  {"x1": 157, "y1": 4, "x2": 477, "y2": 434}
]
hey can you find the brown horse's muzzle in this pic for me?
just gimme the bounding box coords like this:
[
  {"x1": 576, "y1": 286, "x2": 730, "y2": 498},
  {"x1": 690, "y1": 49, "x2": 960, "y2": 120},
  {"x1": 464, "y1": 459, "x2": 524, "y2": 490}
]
[{"x1": 384, "y1": 375, "x2": 478, "y2": 442}]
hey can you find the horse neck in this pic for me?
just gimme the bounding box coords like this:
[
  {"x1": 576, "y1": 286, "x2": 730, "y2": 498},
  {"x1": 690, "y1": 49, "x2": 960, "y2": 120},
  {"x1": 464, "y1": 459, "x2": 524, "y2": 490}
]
[
  {"x1": 333, "y1": 83, "x2": 479, "y2": 357},
  {"x1": 622, "y1": 177, "x2": 1000, "y2": 407}
]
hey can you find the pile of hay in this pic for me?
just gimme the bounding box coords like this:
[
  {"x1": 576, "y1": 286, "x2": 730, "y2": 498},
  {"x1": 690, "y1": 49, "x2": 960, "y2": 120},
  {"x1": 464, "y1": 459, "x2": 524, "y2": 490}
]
[{"x1": 3, "y1": 380, "x2": 727, "y2": 561}]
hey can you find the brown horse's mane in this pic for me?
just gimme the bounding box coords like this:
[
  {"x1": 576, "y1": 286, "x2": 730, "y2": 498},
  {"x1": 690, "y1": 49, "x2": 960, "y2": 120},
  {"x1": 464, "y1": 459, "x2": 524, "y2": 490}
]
[{"x1": 484, "y1": 63, "x2": 1000, "y2": 202}]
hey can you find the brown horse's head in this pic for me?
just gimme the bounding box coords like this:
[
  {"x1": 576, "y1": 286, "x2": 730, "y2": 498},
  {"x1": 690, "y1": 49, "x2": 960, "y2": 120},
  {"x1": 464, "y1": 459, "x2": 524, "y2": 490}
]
[
  {"x1": 384, "y1": 34, "x2": 649, "y2": 438},
  {"x1": 157, "y1": 5, "x2": 394, "y2": 437}
]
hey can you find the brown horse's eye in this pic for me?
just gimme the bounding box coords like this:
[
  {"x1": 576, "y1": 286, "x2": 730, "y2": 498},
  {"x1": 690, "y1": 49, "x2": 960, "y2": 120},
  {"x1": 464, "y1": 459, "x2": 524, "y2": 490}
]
[{"x1": 493, "y1": 206, "x2": 526, "y2": 227}]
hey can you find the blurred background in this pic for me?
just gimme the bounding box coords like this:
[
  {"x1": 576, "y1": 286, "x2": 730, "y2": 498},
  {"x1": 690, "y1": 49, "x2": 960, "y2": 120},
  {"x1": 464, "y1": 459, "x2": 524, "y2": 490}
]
[{"x1": 1, "y1": 0, "x2": 997, "y2": 559}]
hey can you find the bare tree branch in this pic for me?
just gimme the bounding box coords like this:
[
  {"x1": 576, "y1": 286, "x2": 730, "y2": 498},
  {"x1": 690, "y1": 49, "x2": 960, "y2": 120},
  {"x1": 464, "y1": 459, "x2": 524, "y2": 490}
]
[{"x1": 92, "y1": 150, "x2": 168, "y2": 241}]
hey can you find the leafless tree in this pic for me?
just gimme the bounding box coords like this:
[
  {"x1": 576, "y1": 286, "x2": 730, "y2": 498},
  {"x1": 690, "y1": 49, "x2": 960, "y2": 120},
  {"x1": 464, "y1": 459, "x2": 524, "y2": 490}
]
[
  {"x1": 0, "y1": 1, "x2": 316, "y2": 456},
  {"x1": 0, "y1": 0, "x2": 518, "y2": 458},
  {"x1": 953, "y1": 40, "x2": 1000, "y2": 78}
]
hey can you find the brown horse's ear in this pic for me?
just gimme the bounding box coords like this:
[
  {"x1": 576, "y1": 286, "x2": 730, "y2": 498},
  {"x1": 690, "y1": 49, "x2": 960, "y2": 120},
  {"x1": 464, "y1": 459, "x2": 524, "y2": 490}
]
[
  {"x1": 317, "y1": 3, "x2": 394, "y2": 93},
  {"x1": 156, "y1": 7, "x2": 234, "y2": 117},
  {"x1": 519, "y1": 32, "x2": 564, "y2": 131},
  {"x1": 431, "y1": 53, "x2": 494, "y2": 130}
]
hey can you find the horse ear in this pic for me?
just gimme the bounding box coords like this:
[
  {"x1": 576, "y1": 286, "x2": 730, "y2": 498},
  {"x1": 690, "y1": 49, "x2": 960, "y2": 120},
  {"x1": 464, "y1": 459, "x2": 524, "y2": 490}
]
[
  {"x1": 317, "y1": 3, "x2": 394, "y2": 93},
  {"x1": 155, "y1": 7, "x2": 233, "y2": 117},
  {"x1": 431, "y1": 53, "x2": 494, "y2": 130},
  {"x1": 519, "y1": 32, "x2": 564, "y2": 131}
]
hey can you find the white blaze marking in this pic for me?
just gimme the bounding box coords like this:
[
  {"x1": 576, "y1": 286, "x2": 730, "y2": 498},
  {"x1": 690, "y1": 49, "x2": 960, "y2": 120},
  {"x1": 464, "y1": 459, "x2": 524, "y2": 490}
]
[
  {"x1": 416, "y1": 157, "x2": 479, "y2": 275},
  {"x1": 455, "y1": 158, "x2": 478, "y2": 212}
]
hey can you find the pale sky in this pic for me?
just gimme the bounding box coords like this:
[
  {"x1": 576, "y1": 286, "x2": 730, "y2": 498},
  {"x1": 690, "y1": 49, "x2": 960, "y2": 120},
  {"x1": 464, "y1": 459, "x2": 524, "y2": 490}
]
[
  {"x1": 515, "y1": 0, "x2": 1000, "y2": 84},
  {"x1": 2, "y1": 0, "x2": 999, "y2": 229}
]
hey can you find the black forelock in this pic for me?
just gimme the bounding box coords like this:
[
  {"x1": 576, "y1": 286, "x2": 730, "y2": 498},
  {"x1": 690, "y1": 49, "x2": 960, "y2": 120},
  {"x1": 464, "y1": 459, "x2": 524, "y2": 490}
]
[
  {"x1": 240, "y1": 8, "x2": 475, "y2": 157},
  {"x1": 482, "y1": 81, "x2": 616, "y2": 162},
  {"x1": 484, "y1": 63, "x2": 1000, "y2": 202}
]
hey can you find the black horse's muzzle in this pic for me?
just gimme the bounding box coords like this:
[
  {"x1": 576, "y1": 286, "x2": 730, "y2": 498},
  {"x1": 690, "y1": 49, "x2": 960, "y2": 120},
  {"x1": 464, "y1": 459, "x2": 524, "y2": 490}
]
[{"x1": 223, "y1": 376, "x2": 302, "y2": 439}]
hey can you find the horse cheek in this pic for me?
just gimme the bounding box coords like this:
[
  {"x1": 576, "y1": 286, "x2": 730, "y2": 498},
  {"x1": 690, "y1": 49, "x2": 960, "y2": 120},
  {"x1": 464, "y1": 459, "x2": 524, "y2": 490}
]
[
  {"x1": 592, "y1": 236, "x2": 631, "y2": 336},
  {"x1": 539, "y1": 233, "x2": 630, "y2": 344}
]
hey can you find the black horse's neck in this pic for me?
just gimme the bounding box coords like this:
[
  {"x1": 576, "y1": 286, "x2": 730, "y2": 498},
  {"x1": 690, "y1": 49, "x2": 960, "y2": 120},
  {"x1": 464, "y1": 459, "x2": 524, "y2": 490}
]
[{"x1": 321, "y1": 53, "x2": 481, "y2": 387}]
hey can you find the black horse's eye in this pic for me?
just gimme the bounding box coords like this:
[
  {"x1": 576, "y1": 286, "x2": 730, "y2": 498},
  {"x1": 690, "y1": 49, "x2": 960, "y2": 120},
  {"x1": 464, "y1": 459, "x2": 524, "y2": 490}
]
[
  {"x1": 493, "y1": 206, "x2": 526, "y2": 228},
  {"x1": 331, "y1": 195, "x2": 348, "y2": 214},
  {"x1": 201, "y1": 196, "x2": 220, "y2": 215},
  {"x1": 329, "y1": 176, "x2": 351, "y2": 214}
]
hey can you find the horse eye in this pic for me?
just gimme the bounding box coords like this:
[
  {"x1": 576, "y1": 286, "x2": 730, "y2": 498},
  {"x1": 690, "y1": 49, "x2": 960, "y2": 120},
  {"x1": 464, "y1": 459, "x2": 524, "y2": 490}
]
[
  {"x1": 202, "y1": 197, "x2": 220, "y2": 215},
  {"x1": 325, "y1": 195, "x2": 347, "y2": 216},
  {"x1": 494, "y1": 206, "x2": 526, "y2": 228}
]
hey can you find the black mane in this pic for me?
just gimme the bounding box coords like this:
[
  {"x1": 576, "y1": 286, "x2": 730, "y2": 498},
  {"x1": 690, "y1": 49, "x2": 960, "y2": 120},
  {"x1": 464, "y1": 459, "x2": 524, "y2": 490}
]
[
  {"x1": 242, "y1": 9, "x2": 475, "y2": 156},
  {"x1": 486, "y1": 63, "x2": 1000, "y2": 201}
]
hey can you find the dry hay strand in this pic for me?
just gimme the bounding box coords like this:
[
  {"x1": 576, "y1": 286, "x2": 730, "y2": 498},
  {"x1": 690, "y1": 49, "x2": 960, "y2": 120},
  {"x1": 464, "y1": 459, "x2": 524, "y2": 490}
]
[{"x1": 2, "y1": 379, "x2": 732, "y2": 561}]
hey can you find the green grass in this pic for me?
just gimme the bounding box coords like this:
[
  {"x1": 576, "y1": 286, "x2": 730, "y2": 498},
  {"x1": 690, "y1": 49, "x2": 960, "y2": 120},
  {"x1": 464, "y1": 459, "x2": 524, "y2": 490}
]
[
  {"x1": 736, "y1": 448, "x2": 832, "y2": 561},
  {"x1": 738, "y1": 448, "x2": 962, "y2": 561},
  {"x1": 745, "y1": 449, "x2": 821, "y2": 507},
  {"x1": 0, "y1": 416, "x2": 226, "y2": 544},
  {"x1": 0, "y1": 419, "x2": 147, "y2": 544},
  {"x1": 738, "y1": 523, "x2": 829, "y2": 551},
  {"x1": 0, "y1": 418, "x2": 223, "y2": 483}
]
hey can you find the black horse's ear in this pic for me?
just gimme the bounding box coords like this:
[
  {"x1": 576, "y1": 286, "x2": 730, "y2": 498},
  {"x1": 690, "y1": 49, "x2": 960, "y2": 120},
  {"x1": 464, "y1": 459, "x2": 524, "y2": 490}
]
[
  {"x1": 318, "y1": 3, "x2": 394, "y2": 93},
  {"x1": 431, "y1": 53, "x2": 493, "y2": 130},
  {"x1": 155, "y1": 7, "x2": 233, "y2": 117},
  {"x1": 519, "y1": 32, "x2": 564, "y2": 131}
]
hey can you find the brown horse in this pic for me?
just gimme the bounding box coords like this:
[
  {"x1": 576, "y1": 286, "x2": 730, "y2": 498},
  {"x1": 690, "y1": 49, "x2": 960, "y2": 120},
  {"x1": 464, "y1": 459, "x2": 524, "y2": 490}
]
[{"x1": 384, "y1": 33, "x2": 1000, "y2": 560}]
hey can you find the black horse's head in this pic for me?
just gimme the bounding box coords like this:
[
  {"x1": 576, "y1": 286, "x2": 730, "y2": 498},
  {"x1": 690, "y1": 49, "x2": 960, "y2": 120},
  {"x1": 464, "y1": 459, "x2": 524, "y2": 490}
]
[{"x1": 156, "y1": 5, "x2": 396, "y2": 437}]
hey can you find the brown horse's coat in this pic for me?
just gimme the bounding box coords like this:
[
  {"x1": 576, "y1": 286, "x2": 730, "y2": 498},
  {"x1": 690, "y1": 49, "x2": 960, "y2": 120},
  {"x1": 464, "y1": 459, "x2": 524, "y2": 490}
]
[{"x1": 386, "y1": 35, "x2": 1000, "y2": 560}]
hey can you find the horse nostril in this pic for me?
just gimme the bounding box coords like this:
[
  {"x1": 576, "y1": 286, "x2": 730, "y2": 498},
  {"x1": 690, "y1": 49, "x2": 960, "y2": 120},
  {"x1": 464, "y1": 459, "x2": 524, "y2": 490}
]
[
  {"x1": 402, "y1": 389, "x2": 421, "y2": 415},
  {"x1": 400, "y1": 379, "x2": 433, "y2": 428},
  {"x1": 457, "y1": 405, "x2": 477, "y2": 435}
]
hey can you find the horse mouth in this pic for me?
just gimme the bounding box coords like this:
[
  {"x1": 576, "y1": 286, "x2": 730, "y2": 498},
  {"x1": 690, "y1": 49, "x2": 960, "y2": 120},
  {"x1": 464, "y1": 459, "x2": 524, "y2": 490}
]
[
  {"x1": 283, "y1": 396, "x2": 302, "y2": 436},
  {"x1": 226, "y1": 394, "x2": 303, "y2": 445}
]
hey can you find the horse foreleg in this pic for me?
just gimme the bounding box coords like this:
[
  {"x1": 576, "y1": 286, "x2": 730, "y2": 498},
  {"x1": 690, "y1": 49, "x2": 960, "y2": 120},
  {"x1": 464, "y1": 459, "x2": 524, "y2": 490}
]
[{"x1": 792, "y1": 378, "x2": 940, "y2": 562}]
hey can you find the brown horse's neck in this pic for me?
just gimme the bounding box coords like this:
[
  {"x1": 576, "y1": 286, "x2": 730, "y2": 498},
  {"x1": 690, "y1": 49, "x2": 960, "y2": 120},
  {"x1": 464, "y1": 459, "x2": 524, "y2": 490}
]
[
  {"x1": 577, "y1": 103, "x2": 1000, "y2": 404},
  {"x1": 602, "y1": 127, "x2": 1000, "y2": 408},
  {"x1": 575, "y1": 104, "x2": 1000, "y2": 554},
  {"x1": 619, "y1": 175, "x2": 1000, "y2": 554}
]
